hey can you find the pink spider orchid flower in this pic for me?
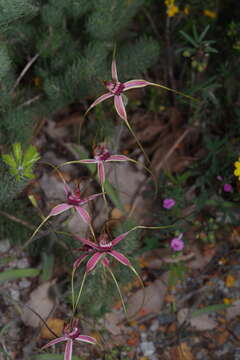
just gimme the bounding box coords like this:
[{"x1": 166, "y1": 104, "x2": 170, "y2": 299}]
[
  {"x1": 72, "y1": 231, "x2": 140, "y2": 313},
  {"x1": 65, "y1": 144, "x2": 129, "y2": 185},
  {"x1": 49, "y1": 183, "x2": 102, "y2": 224},
  {"x1": 73, "y1": 232, "x2": 132, "y2": 272},
  {"x1": 28, "y1": 184, "x2": 102, "y2": 246},
  {"x1": 84, "y1": 58, "x2": 196, "y2": 164},
  {"x1": 41, "y1": 321, "x2": 96, "y2": 360},
  {"x1": 84, "y1": 57, "x2": 196, "y2": 123}
]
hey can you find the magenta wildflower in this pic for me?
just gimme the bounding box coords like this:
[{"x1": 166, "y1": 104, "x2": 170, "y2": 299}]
[
  {"x1": 170, "y1": 233, "x2": 184, "y2": 251},
  {"x1": 223, "y1": 183, "x2": 233, "y2": 193},
  {"x1": 163, "y1": 198, "x2": 176, "y2": 209},
  {"x1": 49, "y1": 183, "x2": 102, "y2": 224},
  {"x1": 41, "y1": 321, "x2": 96, "y2": 360},
  {"x1": 75, "y1": 144, "x2": 129, "y2": 185},
  {"x1": 73, "y1": 231, "x2": 132, "y2": 272}
]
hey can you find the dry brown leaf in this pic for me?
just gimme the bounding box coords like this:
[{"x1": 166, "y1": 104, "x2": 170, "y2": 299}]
[
  {"x1": 177, "y1": 342, "x2": 194, "y2": 360},
  {"x1": 21, "y1": 281, "x2": 56, "y2": 328},
  {"x1": 41, "y1": 318, "x2": 65, "y2": 339}
]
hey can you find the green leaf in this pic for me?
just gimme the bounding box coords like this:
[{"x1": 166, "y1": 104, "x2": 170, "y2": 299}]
[
  {"x1": 41, "y1": 253, "x2": 54, "y2": 282},
  {"x1": 191, "y1": 303, "x2": 231, "y2": 317},
  {"x1": 180, "y1": 30, "x2": 198, "y2": 47},
  {"x1": 12, "y1": 143, "x2": 22, "y2": 163},
  {"x1": 199, "y1": 25, "x2": 210, "y2": 41},
  {"x1": 2, "y1": 154, "x2": 17, "y2": 168},
  {"x1": 23, "y1": 145, "x2": 40, "y2": 166},
  {"x1": 0, "y1": 268, "x2": 40, "y2": 283}
]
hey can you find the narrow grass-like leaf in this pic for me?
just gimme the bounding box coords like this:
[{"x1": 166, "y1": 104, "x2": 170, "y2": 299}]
[
  {"x1": 191, "y1": 303, "x2": 231, "y2": 318},
  {"x1": 0, "y1": 268, "x2": 40, "y2": 283}
]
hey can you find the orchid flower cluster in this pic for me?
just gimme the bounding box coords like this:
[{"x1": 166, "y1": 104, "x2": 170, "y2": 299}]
[{"x1": 28, "y1": 56, "x2": 192, "y2": 359}]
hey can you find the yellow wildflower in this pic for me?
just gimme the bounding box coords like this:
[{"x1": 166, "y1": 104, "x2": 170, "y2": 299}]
[
  {"x1": 183, "y1": 6, "x2": 190, "y2": 15},
  {"x1": 203, "y1": 9, "x2": 217, "y2": 18},
  {"x1": 167, "y1": 4, "x2": 179, "y2": 17},
  {"x1": 225, "y1": 274, "x2": 235, "y2": 288},
  {"x1": 234, "y1": 157, "x2": 240, "y2": 180},
  {"x1": 223, "y1": 298, "x2": 232, "y2": 305}
]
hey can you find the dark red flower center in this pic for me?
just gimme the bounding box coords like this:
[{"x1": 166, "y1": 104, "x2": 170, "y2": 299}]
[
  {"x1": 67, "y1": 189, "x2": 83, "y2": 206},
  {"x1": 106, "y1": 81, "x2": 125, "y2": 95},
  {"x1": 94, "y1": 145, "x2": 111, "y2": 161}
]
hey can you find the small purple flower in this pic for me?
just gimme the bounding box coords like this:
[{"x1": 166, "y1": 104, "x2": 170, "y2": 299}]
[
  {"x1": 223, "y1": 183, "x2": 233, "y2": 193},
  {"x1": 170, "y1": 233, "x2": 184, "y2": 251},
  {"x1": 163, "y1": 198, "x2": 176, "y2": 209},
  {"x1": 41, "y1": 320, "x2": 96, "y2": 360}
]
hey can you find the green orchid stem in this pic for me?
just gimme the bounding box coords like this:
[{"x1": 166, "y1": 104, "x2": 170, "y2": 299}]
[
  {"x1": 123, "y1": 117, "x2": 151, "y2": 166},
  {"x1": 106, "y1": 267, "x2": 128, "y2": 317},
  {"x1": 71, "y1": 268, "x2": 76, "y2": 313},
  {"x1": 149, "y1": 82, "x2": 199, "y2": 103},
  {"x1": 73, "y1": 271, "x2": 87, "y2": 313},
  {"x1": 22, "y1": 214, "x2": 51, "y2": 250}
]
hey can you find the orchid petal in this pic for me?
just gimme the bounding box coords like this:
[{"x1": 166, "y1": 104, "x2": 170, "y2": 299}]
[
  {"x1": 74, "y1": 235, "x2": 100, "y2": 249},
  {"x1": 64, "y1": 339, "x2": 73, "y2": 360},
  {"x1": 85, "y1": 92, "x2": 114, "y2": 117},
  {"x1": 102, "y1": 257, "x2": 110, "y2": 267},
  {"x1": 111, "y1": 58, "x2": 119, "y2": 82},
  {"x1": 50, "y1": 203, "x2": 73, "y2": 216},
  {"x1": 73, "y1": 254, "x2": 89, "y2": 270},
  {"x1": 109, "y1": 250, "x2": 131, "y2": 266},
  {"x1": 75, "y1": 335, "x2": 97, "y2": 344},
  {"x1": 78, "y1": 159, "x2": 97, "y2": 164},
  {"x1": 84, "y1": 192, "x2": 103, "y2": 203},
  {"x1": 97, "y1": 161, "x2": 105, "y2": 185},
  {"x1": 123, "y1": 79, "x2": 150, "y2": 90},
  {"x1": 105, "y1": 155, "x2": 129, "y2": 162},
  {"x1": 86, "y1": 252, "x2": 103, "y2": 272},
  {"x1": 112, "y1": 230, "x2": 131, "y2": 246},
  {"x1": 41, "y1": 336, "x2": 66, "y2": 350},
  {"x1": 114, "y1": 95, "x2": 127, "y2": 121},
  {"x1": 75, "y1": 206, "x2": 91, "y2": 224}
]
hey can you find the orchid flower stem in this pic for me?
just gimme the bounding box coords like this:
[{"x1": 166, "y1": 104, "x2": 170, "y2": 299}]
[
  {"x1": 102, "y1": 184, "x2": 108, "y2": 209},
  {"x1": 123, "y1": 117, "x2": 151, "y2": 166},
  {"x1": 127, "y1": 158, "x2": 158, "y2": 195},
  {"x1": 148, "y1": 82, "x2": 199, "y2": 103},
  {"x1": 42, "y1": 161, "x2": 68, "y2": 187},
  {"x1": 73, "y1": 271, "x2": 87, "y2": 313},
  {"x1": 71, "y1": 268, "x2": 76, "y2": 312},
  {"x1": 107, "y1": 267, "x2": 128, "y2": 318},
  {"x1": 89, "y1": 224, "x2": 96, "y2": 242},
  {"x1": 22, "y1": 214, "x2": 51, "y2": 250}
]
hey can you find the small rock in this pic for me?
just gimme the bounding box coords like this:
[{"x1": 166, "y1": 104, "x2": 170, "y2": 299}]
[
  {"x1": 234, "y1": 348, "x2": 240, "y2": 360},
  {"x1": 232, "y1": 323, "x2": 240, "y2": 337},
  {"x1": 19, "y1": 279, "x2": 31, "y2": 289},
  {"x1": 140, "y1": 341, "x2": 155, "y2": 356},
  {"x1": 178, "y1": 308, "x2": 217, "y2": 330},
  {"x1": 226, "y1": 304, "x2": 240, "y2": 321},
  {"x1": 0, "y1": 239, "x2": 10, "y2": 253},
  {"x1": 149, "y1": 319, "x2": 159, "y2": 332},
  {"x1": 16, "y1": 258, "x2": 29, "y2": 269},
  {"x1": 127, "y1": 275, "x2": 168, "y2": 319},
  {"x1": 10, "y1": 288, "x2": 20, "y2": 301},
  {"x1": 158, "y1": 313, "x2": 175, "y2": 325}
]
